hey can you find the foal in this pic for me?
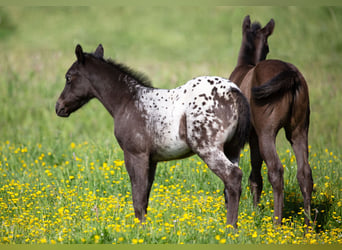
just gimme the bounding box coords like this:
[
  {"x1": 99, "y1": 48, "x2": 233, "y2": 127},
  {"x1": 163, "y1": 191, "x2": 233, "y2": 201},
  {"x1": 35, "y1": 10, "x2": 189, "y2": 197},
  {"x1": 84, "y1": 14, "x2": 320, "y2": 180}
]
[
  {"x1": 56, "y1": 44, "x2": 250, "y2": 227},
  {"x1": 229, "y1": 16, "x2": 313, "y2": 225}
]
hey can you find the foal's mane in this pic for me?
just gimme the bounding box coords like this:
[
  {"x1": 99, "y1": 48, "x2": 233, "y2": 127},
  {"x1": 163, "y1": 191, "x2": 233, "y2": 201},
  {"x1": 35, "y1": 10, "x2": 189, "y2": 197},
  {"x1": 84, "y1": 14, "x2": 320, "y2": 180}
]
[
  {"x1": 251, "y1": 22, "x2": 261, "y2": 32},
  {"x1": 88, "y1": 52, "x2": 153, "y2": 88},
  {"x1": 108, "y1": 59, "x2": 154, "y2": 88}
]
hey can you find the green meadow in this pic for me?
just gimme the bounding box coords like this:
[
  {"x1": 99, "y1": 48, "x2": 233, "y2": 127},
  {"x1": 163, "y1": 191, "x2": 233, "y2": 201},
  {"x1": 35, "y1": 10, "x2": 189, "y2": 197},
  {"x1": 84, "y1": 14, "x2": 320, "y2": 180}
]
[{"x1": 0, "y1": 7, "x2": 341, "y2": 244}]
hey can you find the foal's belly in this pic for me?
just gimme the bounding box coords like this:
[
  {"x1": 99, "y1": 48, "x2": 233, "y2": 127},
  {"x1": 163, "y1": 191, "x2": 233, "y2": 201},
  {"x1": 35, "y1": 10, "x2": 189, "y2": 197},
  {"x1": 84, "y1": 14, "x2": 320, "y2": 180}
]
[
  {"x1": 143, "y1": 95, "x2": 192, "y2": 161},
  {"x1": 151, "y1": 138, "x2": 193, "y2": 162},
  {"x1": 150, "y1": 118, "x2": 193, "y2": 161}
]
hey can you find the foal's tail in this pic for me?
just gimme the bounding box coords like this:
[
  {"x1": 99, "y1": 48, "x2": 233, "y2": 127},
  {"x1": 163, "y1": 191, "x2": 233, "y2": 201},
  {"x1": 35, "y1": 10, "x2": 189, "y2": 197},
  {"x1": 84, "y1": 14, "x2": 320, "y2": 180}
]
[
  {"x1": 232, "y1": 88, "x2": 251, "y2": 149},
  {"x1": 251, "y1": 70, "x2": 300, "y2": 102}
]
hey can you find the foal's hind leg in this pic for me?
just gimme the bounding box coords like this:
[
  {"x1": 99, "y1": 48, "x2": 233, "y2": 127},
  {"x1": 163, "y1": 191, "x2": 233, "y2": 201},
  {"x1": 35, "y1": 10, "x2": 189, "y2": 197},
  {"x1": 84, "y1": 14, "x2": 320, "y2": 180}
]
[
  {"x1": 198, "y1": 149, "x2": 242, "y2": 227},
  {"x1": 223, "y1": 142, "x2": 242, "y2": 207},
  {"x1": 248, "y1": 128, "x2": 264, "y2": 206},
  {"x1": 258, "y1": 133, "x2": 284, "y2": 224},
  {"x1": 124, "y1": 151, "x2": 157, "y2": 222},
  {"x1": 286, "y1": 126, "x2": 313, "y2": 226}
]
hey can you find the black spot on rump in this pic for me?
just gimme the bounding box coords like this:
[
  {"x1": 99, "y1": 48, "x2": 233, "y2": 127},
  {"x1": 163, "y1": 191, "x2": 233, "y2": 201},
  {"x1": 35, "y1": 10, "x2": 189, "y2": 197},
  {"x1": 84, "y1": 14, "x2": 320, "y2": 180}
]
[{"x1": 211, "y1": 87, "x2": 218, "y2": 95}]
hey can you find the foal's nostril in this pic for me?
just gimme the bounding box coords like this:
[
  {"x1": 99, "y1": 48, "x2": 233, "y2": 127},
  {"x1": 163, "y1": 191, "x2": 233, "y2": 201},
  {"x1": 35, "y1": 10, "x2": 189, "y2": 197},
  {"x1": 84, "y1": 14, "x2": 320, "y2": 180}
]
[
  {"x1": 55, "y1": 101, "x2": 70, "y2": 117},
  {"x1": 55, "y1": 101, "x2": 65, "y2": 115}
]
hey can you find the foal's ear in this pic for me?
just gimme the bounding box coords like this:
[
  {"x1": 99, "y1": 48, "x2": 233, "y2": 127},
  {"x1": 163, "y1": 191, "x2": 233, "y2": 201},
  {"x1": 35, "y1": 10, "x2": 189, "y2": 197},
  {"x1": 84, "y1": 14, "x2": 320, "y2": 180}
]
[
  {"x1": 94, "y1": 44, "x2": 104, "y2": 58},
  {"x1": 75, "y1": 44, "x2": 85, "y2": 64},
  {"x1": 242, "y1": 15, "x2": 251, "y2": 33},
  {"x1": 262, "y1": 18, "x2": 275, "y2": 37}
]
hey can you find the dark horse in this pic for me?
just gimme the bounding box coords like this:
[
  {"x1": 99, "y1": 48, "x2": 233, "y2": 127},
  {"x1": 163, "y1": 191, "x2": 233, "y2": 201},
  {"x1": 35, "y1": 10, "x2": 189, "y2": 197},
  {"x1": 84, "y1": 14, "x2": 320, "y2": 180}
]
[
  {"x1": 229, "y1": 16, "x2": 313, "y2": 225},
  {"x1": 56, "y1": 44, "x2": 250, "y2": 227}
]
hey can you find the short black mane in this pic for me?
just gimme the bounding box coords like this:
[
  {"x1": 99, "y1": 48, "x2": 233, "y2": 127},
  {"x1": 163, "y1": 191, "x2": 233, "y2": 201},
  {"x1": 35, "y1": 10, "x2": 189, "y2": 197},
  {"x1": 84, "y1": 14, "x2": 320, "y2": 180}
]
[
  {"x1": 108, "y1": 59, "x2": 154, "y2": 88},
  {"x1": 251, "y1": 22, "x2": 261, "y2": 32},
  {"x1": 87, "y1": 53, "x2": 153, "y2": 88}
]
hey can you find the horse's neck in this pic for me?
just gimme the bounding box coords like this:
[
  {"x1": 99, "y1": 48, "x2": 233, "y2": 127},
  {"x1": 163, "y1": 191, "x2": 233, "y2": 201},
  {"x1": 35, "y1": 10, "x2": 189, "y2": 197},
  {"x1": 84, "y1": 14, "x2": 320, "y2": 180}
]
[
  {"x1": 91, "y1": 70, "x2": 137, "y2": 118},
  {"x1": 230, "y1": 44, "x2": 257, "y2": 86},
  {"x1": 236, "y1": 40, "x2": 259, "y2": 67},
  {"x1": 237, "y1": 53, "x2": 257, "y2": 67}
]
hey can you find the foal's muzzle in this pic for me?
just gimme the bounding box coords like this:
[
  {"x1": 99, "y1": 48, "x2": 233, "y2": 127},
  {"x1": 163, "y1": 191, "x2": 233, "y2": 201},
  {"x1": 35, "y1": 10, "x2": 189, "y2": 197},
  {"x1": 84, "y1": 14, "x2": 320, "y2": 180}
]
[{"x1": 55, "y1": 101, "x2": 70, "y2": 117}]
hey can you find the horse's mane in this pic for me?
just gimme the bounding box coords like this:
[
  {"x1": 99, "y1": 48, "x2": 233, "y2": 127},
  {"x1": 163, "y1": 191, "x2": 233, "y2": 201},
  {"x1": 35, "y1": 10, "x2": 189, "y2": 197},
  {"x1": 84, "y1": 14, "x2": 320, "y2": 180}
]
[
  {"x1": 251, "y1": 22, "x2": 261, "y2": 32},
  {"x1": 105, "y1": 57, "x2": 154, "y2": 88},
  {"x1": 86, "y1": 52, "x2": 153, "y2": 88},
  {"x1": 238, "y1": 21, "x2": 263, "y2": 66},
  {"x1": 107, "y1": 59, "x2": 153, "y2": 88}
]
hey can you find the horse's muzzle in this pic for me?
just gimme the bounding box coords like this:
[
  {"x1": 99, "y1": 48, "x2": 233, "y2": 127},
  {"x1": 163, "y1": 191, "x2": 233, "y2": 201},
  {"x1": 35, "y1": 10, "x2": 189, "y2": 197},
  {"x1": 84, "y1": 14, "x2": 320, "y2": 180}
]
[{"x1": 55, "y1": 101, "x2": 70, "y2": 117}]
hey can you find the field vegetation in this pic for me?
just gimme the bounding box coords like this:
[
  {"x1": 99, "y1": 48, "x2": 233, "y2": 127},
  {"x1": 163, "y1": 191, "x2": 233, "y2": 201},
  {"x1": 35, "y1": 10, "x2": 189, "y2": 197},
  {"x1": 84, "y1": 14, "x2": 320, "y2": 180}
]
[{"x1": 0, "y1": 7, "x2": 341, "y2": 244}]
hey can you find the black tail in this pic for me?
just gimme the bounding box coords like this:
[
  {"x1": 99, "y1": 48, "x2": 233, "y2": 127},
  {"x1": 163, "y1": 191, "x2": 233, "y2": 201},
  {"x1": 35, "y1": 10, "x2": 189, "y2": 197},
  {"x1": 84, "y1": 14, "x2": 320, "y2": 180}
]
[
  {"x1": 232, "y1": 88, "x2": 251, "y2": 149},
  {"x1": 252, "y1": 70, "x2": 300, "y2": 102}
]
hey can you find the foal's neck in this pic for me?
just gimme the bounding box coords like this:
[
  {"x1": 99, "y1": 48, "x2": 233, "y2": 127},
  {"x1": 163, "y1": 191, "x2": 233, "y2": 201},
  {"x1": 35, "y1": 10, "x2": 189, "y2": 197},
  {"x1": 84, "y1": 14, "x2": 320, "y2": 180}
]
[
  {"x1": 230, "y1": 44, "x2": 257, "y2": 86},
  {"x1": 237, "y1": 45, "x2": 257, "y2": 67},
  {"x1": 90, "y1": 65, "x2": 139, "y2": 119}
]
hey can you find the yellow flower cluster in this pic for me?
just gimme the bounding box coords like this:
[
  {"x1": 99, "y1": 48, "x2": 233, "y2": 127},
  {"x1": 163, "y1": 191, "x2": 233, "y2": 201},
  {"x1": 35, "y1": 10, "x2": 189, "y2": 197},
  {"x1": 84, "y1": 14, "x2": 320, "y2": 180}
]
[{"x1": 0, "y1": 141, "x2": 341, "y2": 244}]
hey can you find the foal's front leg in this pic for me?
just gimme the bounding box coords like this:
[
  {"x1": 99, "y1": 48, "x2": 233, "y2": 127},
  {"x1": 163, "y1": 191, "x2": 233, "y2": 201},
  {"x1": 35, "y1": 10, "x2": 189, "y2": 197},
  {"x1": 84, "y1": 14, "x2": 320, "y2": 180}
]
[{"x1": 124, "y1": 151, "x2": 157, "y2": 222}]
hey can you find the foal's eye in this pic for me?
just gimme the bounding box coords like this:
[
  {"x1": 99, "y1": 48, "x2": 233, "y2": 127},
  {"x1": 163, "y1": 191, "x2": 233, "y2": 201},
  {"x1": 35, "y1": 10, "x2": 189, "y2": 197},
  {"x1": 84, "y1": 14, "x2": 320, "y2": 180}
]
[{"x1": 66, "y1": 75, "x2": 72, "y2": 84}]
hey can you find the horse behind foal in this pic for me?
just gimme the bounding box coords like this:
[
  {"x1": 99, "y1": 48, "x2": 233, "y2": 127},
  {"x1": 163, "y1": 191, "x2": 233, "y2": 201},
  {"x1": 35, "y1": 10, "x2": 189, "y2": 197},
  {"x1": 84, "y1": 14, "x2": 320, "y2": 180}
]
[
  {"x1": 229, "y1": 16, "x2": 313, "y2": 225},
  {"x1": 56, "y1": 44, "x2": 250, "y2": 227}
]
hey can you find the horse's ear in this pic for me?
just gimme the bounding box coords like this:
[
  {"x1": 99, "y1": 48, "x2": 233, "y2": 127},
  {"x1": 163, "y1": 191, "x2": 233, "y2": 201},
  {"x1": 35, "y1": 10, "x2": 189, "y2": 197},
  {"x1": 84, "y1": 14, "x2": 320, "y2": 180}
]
[
  {"x1": 263, "y1": 18, "x2": 275, "y2": 37},
  {"x1": 242, "y1": 15, "x2": 251, "y2": 33},
  {"x1": 75, "y1": 44, "x2": 85, "y2": 64},
  {"x1": 94, "y1": 44, "x2": 104, "y2": 58}
]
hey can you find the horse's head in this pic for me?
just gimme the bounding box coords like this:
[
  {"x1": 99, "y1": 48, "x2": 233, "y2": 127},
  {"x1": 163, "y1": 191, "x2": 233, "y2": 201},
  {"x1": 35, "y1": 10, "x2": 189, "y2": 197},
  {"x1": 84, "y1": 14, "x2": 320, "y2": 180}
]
[
  {"x1": 239, "y1": 15, "x2": 275, "y2": 65},
  {"x1": 55, "y1": 44, "x2": 104, "y2": 117}
]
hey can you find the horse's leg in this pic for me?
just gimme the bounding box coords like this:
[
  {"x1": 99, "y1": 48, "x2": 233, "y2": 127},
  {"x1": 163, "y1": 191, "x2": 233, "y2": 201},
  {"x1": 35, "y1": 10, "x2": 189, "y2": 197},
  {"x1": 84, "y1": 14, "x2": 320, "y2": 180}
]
[
  {"x1": 124, "y1": 151, "x2": 157, "y2": 222},
  {"x1": 258, "y1": 133, "x2": 284, "y2": 224},
  {"x1": 198, "y1": 149, "x2": 242, "y2": 227},
  {"x1": 286, "y1": 126, "x2": 313, "y2": 226},
  {"x1": 223, "y1": 142, "x2": 241, "y2": 208},
  {"x1": 146, "y1": 161, "x2": 157, "y2": 207},
  {"x1": 248, "y1": 128, "x2": 264, "y2": 206}
]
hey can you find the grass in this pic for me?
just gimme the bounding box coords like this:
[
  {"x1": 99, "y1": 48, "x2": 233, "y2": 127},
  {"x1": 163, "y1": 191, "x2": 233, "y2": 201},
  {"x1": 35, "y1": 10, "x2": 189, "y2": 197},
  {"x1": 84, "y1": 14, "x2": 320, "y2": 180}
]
[
  {"x1": 0, "y1": 140, "x2": 341, "y2": 244},
  {"x1": 0, "y1": 7, "x2": 341, "y2": 244}
]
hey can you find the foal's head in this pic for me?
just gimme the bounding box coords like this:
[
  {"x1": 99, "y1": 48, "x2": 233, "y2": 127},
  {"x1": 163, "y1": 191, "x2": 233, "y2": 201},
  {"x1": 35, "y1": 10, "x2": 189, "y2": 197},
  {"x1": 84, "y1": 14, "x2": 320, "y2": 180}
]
[
  {"x1": 56, "y1": 44, "x2": 104, "y2": 117},
  {"x1": 238, "y1": 15, "x2": 275, "y2": 66}
]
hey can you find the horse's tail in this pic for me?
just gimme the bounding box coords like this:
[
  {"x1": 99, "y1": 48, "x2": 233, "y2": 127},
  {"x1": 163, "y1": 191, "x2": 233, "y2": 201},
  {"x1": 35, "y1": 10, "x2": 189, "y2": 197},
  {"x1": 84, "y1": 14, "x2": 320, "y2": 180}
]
[
  {"x1": 232, "y1": 88, "x2": 251, "y2": 149},
  {"x1": 251, "y1": 70, "x2": 300, "y2": 102}
]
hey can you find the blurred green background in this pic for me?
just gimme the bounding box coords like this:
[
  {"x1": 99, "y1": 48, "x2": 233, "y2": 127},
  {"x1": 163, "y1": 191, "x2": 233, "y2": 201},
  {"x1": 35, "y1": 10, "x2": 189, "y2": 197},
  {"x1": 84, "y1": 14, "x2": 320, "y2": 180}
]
[{"x1": 0, "y1": 7, "x2": 341, "y2": 153}]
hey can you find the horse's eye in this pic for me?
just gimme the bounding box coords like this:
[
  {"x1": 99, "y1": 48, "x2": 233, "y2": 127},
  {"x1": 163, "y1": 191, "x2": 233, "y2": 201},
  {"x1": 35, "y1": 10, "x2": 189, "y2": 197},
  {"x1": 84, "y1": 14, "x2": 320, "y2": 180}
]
[{"x1": 66, "y1": 75, "x2": 72, "y2": 84}]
